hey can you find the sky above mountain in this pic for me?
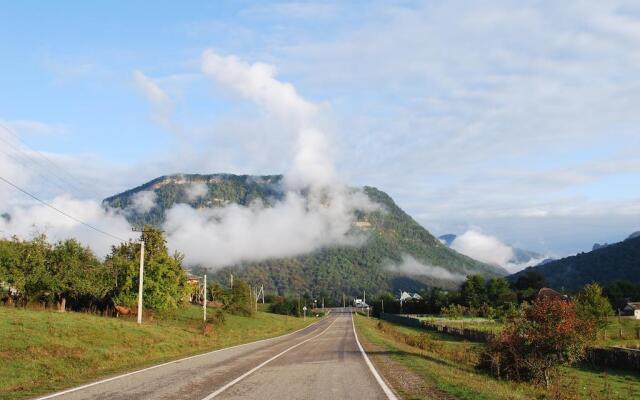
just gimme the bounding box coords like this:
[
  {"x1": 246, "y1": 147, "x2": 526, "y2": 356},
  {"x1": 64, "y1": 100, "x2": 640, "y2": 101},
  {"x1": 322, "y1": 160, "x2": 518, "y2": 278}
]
[{"x1": 1, "y1": 1, "x2": 639, "y2": 257}]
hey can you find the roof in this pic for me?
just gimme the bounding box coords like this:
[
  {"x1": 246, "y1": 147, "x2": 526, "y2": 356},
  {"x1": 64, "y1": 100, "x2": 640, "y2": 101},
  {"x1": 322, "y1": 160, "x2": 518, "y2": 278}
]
[
  {"x1": 536, "y1": 287, "x2": 567, "y2": 300},
  {"x1": 625, "y1": 302, "x2": 640, "y2": 310}
]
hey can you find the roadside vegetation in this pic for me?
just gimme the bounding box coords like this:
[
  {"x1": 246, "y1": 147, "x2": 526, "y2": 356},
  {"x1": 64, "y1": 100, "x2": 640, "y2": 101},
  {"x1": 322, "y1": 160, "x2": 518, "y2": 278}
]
[
  {"x1": 355, "y1": 314, "x2": 640, "y2": 400},
  {"x1": 0, "y1": 227, "x2": 322, "y2": 399},
  {"x1": 0, "y1": 304, "x2": 315, "y2": 400},
  {"x1": 371, "y1": 273, "x2": 640, "y2": 348}
]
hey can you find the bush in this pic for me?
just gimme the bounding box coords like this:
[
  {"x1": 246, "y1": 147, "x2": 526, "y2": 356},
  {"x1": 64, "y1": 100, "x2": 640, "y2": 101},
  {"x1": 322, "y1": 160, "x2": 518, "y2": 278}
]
[{"x1": 480, "y1": 297, "x2": 594, "y2": 388}]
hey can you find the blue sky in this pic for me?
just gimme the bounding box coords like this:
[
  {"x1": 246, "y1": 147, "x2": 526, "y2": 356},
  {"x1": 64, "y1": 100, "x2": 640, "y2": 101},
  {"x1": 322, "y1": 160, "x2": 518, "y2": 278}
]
[{"x1": 1, "y1": 1, "x2": 640, "y2": 257}]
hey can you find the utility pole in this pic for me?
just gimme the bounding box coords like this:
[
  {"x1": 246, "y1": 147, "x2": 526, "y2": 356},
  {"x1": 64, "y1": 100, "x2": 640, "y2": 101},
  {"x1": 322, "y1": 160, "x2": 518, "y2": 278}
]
[
  {"x1": 132, "y1": 227, "x2": 158, "y2": 325},
  {"x1": 137, "y1": 238, "x2": 144, "y2": 324},
  {"x1": 203, "y1": 274, "x2": 207, "y2": 321},
  {"x1": 381, "y1": 299, "x2": 384, "y2": 314}
]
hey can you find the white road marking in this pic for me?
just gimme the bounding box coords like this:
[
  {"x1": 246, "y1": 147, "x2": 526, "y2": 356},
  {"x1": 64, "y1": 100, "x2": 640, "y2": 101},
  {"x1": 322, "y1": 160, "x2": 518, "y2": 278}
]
[
  {"x1": 351, "y1": 313, "x2": 399, "y2": 400},
  {"x1": 35, "y1": 317, "x2": 326, "y2": 400},
  {"x1": 201, "y1": 316, "x2": 339, "y2": 400}
]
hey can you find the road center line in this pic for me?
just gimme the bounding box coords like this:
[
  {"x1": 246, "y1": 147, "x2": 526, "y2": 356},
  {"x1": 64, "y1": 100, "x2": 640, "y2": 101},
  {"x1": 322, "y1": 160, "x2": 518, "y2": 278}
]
[
  {"x1": 351, "y1": 313, "x2": 399, "y2": 400},
  {"x1": 200, "y1": 316, "x2": 339, "y2": 400}
]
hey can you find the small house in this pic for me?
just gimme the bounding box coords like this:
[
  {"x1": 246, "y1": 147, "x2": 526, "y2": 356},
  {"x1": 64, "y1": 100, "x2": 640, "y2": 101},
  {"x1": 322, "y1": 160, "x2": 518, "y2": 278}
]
[{"x1": 622, "y1": 302, "x2": 640, "y2": 319}]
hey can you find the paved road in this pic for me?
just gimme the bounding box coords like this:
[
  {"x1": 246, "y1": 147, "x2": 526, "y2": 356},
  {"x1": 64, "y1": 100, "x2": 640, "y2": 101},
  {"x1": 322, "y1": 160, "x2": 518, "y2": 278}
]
[{"x1": 38, "y1": 313, "x2": 396, "y2": 400}]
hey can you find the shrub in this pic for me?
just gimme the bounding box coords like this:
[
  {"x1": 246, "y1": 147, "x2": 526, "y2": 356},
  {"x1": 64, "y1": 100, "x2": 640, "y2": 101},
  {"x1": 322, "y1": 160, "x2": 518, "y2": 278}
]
[{"x1": 480, "y1": 296, "x2": 594, "y2": 388}]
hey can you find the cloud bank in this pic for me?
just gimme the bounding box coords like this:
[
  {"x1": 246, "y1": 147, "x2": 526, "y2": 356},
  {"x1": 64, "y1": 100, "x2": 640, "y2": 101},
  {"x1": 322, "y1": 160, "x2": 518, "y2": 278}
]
[
  {"x1": 159, "y1": 50, "x2": 376, "y2": 267},
  {"x1": 386, "y1": 255, "x2": 466, "y2": 282},
  {"x1": 451, "y1": 230, "x2": 514, "y2": 266}
]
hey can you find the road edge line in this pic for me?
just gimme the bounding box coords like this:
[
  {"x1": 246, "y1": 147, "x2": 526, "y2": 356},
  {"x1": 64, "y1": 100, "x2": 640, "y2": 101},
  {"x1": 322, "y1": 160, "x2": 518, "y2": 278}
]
[
  {"x1": 35, "y1": 315, "x2": 327, "y2": 400},
  {"x1": 351, "y1": 313, "x2": 399, "y2": 400},
  {"x1": 200, "y1": 316, "x2": 338, "y2": 399}
]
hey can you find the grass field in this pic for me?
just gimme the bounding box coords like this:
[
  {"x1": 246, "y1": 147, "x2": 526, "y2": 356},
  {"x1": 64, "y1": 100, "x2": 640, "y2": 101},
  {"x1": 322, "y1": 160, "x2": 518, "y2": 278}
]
[
  {"x1": 355, "y1": 314, "x2": 640, "y2": 400},
  {"x1": 416, "y1": 315, "x2": 640, "y2": 347},
  {"x1": 0, "y1": 305, "x2": 316, "y2": 400}
]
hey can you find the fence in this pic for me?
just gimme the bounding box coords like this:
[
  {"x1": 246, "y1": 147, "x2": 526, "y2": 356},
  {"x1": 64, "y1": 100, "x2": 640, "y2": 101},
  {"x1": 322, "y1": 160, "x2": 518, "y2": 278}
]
[{"x1": 379, "y1": 313, "x2": 640, "y2": 372}]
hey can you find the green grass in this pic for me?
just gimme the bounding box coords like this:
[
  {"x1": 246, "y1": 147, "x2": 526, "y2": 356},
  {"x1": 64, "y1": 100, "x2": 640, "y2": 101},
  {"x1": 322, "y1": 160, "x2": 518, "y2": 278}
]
[
  {"x1": 355, "y1": 315, "x2": 640, "y2": 400},
  {"x1": 0, "y1": 305, "x2": 316, "y2": 400},
  {"x1": 417, "y1": 316, "x2": 640, "y2": 347},
  {"x1": 417, "y1": 316, "x2": 504, "y2": 334}
]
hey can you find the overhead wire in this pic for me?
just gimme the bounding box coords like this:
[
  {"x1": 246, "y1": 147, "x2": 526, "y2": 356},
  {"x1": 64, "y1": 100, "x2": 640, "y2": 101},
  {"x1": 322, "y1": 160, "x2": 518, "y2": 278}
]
[{"x1": 0, "y1": 175, "x2": 127, "y2": 242}]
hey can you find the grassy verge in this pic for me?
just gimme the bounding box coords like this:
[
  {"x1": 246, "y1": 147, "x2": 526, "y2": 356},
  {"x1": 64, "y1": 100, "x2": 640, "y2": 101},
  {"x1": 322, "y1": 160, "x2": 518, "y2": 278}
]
[
  {"x1": 0, "y1": 305, "x2": 316, "y2": 400},
  {"x1": 416, "y1": 315, "x2": 640, "y2": 347},
  {"x1": 355, "y1": 314, "x2": 640, "y2": 400}
]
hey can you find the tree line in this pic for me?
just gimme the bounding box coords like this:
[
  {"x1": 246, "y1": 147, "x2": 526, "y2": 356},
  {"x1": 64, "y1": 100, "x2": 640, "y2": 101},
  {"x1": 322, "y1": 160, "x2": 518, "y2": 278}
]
[{"x1": 0, "y1": 228, "x2": 188, "y2": 313}]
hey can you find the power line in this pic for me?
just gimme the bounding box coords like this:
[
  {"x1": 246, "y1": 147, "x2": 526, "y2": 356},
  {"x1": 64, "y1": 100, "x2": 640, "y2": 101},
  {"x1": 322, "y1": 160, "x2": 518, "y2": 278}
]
[
  {"x1": 0, "y1": 123, "x2": 104, "y2": 199},
  {"x1": 0, "y1": 175, "x2": 126, "y2": 242}
]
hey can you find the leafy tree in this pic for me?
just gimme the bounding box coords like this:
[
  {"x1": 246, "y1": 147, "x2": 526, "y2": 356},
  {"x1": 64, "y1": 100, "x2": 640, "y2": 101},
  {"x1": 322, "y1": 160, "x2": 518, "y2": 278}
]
[
  {"x1": 225, "y1": 279, "x2": 254, "y2": 316},
  {"x1": 513, "y1": 271, "x2": 546, "y2": 291},
  {"x1": 105, "y1": 227, "x2": 188, "y2": 312},
  {"x1": 481, "y1": 297, "x2": 594, "y2": 388},
  {"x1": 48, "y1": 239, "x2": 105, "y2": 312},
  {"x1": 486, "y1": 278, "x2": 517, "y2": 308},
  {"x1": 575, "y1": 283, "x2": 613, "y2": 336},
  {"x1": 460, "y1": 274, "x2": 487, "y2": 308},
  {"x1": 604, "y1": 280, "x2": 640, "y2": 310}
]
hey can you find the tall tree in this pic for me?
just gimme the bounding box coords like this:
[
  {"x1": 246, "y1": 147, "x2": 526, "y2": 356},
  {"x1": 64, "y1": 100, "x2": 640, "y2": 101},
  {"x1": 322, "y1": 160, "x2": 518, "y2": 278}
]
[
  {"x1": 105, "y1": 227, "x2": 188, "y2": 312},
  {"x1": 460, "y1": 274, "x2": 487, "y2": 308},
  {"x1": 575, "y1": 283, "x2": 613, "y2": 336},
  {"x1": 48, "y1": 239, "x2": 104, "y2": 312}
]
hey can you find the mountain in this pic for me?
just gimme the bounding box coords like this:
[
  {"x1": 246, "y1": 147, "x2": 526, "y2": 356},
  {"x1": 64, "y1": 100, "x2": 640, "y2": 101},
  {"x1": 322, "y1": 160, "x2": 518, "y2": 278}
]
[
  {"x1": 105, "y1": 174, "x2": 506, "y2": 298},
  {"x1": 510, "y1": 235, "x2": 640, "y2": 291},
  {"x1": 628, "y1": 231, "x2": 640, "y2": 240},
  {"x1": 437, "y1": 233, "x2": 546, "y2": 267}
]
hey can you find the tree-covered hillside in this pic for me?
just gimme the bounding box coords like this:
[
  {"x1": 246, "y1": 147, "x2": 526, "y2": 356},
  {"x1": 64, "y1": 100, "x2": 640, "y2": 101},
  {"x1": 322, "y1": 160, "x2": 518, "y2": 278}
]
[
  {"x1": 104, "y1": 174, "x2": 506, "y2": 298},
  {"x1": 511, "y1": 235, "x2": 640, "y2": 291}
]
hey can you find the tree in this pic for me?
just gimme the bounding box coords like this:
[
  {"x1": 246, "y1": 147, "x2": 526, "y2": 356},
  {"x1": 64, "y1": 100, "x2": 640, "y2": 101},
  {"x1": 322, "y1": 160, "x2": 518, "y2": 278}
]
[
  {"x1": 225, "y1": 279, "x2": 254, "y2": 316},
  {"x1": 460, "y1": 274, "x2": 487, "y2": 308},
  {"x1": 48, "y1": 239, "x2": 104, "y2": 312},
  {"x1": 486, "y1": 278, "x2": 517, "y2": 308},
  {"x1": 513, "y1": 271, "x2": 546, "y2": 291},
  {"x1": 481, "y1": 297, "x2": 594, "y2": 388},
  {"x1": 575, "y1": 283, "x2": 613, "y2": 336},
  {"x1": 105, "y1": 227, "x2": 188, "y2": 312}
]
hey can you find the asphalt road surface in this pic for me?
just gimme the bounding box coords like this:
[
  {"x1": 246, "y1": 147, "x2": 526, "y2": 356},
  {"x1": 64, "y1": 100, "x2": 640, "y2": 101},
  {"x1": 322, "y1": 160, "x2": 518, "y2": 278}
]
[{"x1": 37, "y1": 312, "x2": 397, "y2": 400}]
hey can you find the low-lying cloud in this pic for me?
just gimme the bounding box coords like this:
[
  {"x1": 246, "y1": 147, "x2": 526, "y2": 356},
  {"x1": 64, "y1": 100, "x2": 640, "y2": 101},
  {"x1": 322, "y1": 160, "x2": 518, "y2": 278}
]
[
  {"x1": 165, "y1": 188, "x2": 376, "y2": 267},
  {"x1": 0, "y1": 195, "x2": 134, "y2": 257},
  {"x1": 131, "y1": 190, "x2": 157, "y2": 213},
  {"x1": 451, "y1": 230, "x2": 514, "y2": 266},
  {"x1": 386, "y1": 255, "x2": 466, "y2": 282}
]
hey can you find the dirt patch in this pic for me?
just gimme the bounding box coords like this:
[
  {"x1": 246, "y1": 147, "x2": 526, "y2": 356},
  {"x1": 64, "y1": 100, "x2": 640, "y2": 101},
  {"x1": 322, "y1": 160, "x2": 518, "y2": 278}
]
[{"x1": 358, "y1": 325, "x2": 456, "y2": 400}]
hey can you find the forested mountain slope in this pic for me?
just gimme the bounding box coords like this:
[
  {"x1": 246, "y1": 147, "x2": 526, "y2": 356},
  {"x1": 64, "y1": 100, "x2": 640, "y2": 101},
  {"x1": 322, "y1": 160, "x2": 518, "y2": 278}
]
[
  {"x1": 511, "y1": 235, "x2": 640, "y2": 290},
  {"x1": 105, "y1": 174, "x2": 506, "y2": 298}
]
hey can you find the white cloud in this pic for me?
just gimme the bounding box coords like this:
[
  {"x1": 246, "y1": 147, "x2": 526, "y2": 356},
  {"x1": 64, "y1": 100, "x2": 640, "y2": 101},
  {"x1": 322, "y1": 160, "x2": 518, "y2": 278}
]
[
  {"x1": 132, "y1": 70, "x2": 174, "y2": 128},
  {"x1": 201, "y1": 49, "x2": 336, "y2": 189},
  {"x1": 451, "y1": 230, "x2": 514, "y2": 266},
  {"x1": 130, "y1": 190, "x2": 157, "y2": 213},
  {"x1": 184, "y1": 182, "x2": 208, "y2": 201},
  {"x1": 164, "y1": 188, "x2": 376, "y2": 267},
  {"x1": 0, "y1": 119, "x2": 67, "y2": 136},
  {"x1": 0, "y1": 196, "x2": 134, "y2": 257},
  {"x1": 386, "y1": 255, "x2": 466, "y2": 282}
]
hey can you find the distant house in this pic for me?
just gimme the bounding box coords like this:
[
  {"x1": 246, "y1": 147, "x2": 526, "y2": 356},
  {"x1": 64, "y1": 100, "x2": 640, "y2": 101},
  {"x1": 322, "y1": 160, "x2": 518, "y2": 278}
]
[
  {"x1": 353, "y1": 298, "x2": 369, "y2": 308},
  {"x1": 536, "y1": 287, "x2": 568, "y2": 301},
  {"x1": 622, "y1": 302, "x2": 640, "y2": 319},
  {"x1": 399, "y1": 291, "x2": 422, "y2": 302}
]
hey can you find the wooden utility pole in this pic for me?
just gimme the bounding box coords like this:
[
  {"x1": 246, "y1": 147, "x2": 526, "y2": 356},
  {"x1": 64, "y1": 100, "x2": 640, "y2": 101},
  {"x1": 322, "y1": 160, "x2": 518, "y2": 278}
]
[
  {"x1": 132, "y1": 227, "x2": 159, "y2": 325},
  {"x1": 137, "y1": 238, "x2": 144, "y2": 324},
  {"x1": 203, "y1": 274, "x2": 207, "y2": 321}
]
